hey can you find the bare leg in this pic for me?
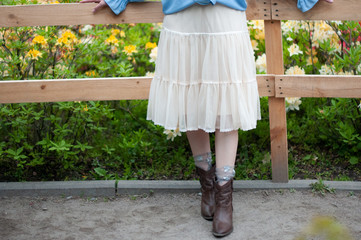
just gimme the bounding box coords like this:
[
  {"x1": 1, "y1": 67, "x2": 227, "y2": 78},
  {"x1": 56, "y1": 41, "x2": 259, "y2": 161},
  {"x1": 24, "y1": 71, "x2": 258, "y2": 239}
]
[
  {"x1": 215, "y1": 130, "x2": 238, "y2": 185},
  {"x1": 187, "y1": 130, "x2": 211, "y2": 170}
]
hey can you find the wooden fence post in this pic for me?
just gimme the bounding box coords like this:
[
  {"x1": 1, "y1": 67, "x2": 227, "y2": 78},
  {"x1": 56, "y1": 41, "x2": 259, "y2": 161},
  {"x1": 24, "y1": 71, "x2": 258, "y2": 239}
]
[{"x1": 264, "y1": 20, "x2": 289, "y2": 182}]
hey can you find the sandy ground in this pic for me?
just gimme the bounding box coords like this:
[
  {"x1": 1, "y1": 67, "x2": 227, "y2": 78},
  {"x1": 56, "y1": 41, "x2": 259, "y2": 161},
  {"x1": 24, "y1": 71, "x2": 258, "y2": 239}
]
[{"x1": 1, "y1": 189, "x2": 360, "y2": 240}]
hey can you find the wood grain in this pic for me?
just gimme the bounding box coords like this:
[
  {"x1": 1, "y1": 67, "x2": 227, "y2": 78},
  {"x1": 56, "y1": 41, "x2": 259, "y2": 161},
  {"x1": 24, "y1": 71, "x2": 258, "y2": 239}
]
[
  {"x1": 0, "y1": 75, "x2": 275, "y2": 104},
  {"x1": 265, "y1": 20, "x2": 289, "y2": 183},
  {"x1": 0, "y1": 0, "x2": 272, "y2": 28},
  {"x1": 272, "y1": 0, "x2": 361, "y2": 21},
  {"x1": 276, "y1": 75, "x2": 361, "y2": 98}
]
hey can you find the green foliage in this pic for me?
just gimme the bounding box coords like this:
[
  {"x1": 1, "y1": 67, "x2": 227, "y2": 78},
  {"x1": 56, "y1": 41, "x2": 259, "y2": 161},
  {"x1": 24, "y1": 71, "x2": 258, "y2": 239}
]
[
  {"x1": 310, "y1": 179, "x2": 335, "y2": 195},
  {"x1": 0, "y1": 2, "x2": 361, "y2": 181}
]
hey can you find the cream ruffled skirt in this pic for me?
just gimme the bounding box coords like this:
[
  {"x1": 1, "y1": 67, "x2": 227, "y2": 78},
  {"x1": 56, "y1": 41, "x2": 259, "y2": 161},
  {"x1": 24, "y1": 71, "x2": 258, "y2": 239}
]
[{"x1": 147, "y1": 4, "x2": 261, "y2": 133}]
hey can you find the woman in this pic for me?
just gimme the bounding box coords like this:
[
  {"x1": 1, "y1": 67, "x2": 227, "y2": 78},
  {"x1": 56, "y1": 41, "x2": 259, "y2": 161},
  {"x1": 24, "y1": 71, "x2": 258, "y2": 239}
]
[{"x1": 80, "y1": 0, "x2": 333, "y2": 237}]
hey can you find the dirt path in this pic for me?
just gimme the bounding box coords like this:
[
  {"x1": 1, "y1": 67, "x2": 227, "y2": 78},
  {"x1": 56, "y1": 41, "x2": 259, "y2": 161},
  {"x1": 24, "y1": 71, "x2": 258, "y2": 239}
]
[{"x1": 1, "y1": 190, "x2": 360, "y2": 240}]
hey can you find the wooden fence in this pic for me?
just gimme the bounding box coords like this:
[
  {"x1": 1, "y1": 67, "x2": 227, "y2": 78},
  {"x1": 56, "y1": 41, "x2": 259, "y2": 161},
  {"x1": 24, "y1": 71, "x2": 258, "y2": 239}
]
[{"x1": 1, "y1": 0, "x2": 361, "y2": 183}]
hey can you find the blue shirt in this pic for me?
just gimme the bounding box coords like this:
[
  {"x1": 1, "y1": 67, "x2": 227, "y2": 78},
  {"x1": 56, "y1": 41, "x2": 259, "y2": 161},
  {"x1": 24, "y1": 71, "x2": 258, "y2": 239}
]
[{"x1": 104, "y1": 0, "x2": 320, "y2": 15}]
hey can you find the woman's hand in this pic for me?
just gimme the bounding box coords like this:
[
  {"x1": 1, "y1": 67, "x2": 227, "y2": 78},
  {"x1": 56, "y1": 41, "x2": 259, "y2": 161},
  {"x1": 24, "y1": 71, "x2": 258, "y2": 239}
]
[{"x1": 79, "y1": 0, "x2": 109, "y2": 13}]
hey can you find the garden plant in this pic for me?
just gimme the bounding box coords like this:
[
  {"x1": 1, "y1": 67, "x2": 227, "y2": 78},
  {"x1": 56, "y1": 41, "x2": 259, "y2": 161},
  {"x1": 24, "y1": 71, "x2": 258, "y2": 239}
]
[{"x1": 0, "y1": 0, "x2": 360, "y2": 182}]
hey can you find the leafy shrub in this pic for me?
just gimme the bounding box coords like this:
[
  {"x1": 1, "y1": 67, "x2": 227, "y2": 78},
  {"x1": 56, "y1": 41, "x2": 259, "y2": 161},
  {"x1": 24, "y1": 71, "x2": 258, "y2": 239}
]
[{"x1": 0, "y1": 2, "x2": 360, "y2": 181}]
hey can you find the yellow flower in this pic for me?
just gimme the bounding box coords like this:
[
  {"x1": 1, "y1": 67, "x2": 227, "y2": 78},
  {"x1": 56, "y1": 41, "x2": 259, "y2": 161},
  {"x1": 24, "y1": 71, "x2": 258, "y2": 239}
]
[
  {"x1": 56, "y1": 30, "x2": 78, "y2": 46},
  {"x1": 145, "y1": 42, "x2": 157, "y2": 50},
  {"x1": 305, "y1": 48, "x2": 317, "y2": 56},
  {"x1": 123, "y1": 45, "x2": 138, "y2": 56},
  {"x1": 306, "y1": 56, "x2": 318, "y2": 66},
  {"x1": 111, "y1": 28, "x2": 120, "y2": 36},
  {"x1": 62, "y1": 30, "x2": 77, "y2": 41},
  {"x1": 32, "y1": 35, "x2": 47, "y2": 46},
  {"x1": 251, "y1": 40, "x2": 259, "y2": 51},
  {"x1": 105, "y1": 35, "x2": 119, "y2": 45},
  {"x1": 120, "y1": 30, "x2": 125, "y2": 38},
  {"x1": 254, "y1": 30, "x2": 265, "y2": 40},
  {"x1": 56, "y1": 37, "x2": 70, "y2": 46},
  {"x1": 85, "y1": 70, "x2": 96, "y2": 77},
  {"x1": 26, "y1": 49, "x2": 42, "y2": 60},
  {"x1": 83, "y1": 105, "x2": 89, "y2": 112},
  {"x1": 50, "y1": 1, "x2": 59, "y2": 3}
]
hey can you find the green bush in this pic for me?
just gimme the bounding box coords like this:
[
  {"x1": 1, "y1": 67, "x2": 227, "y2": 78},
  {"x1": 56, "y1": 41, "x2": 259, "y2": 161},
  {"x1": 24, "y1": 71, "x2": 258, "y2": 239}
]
[{"x1": 0, "y1": 1, "x2": 360, "y2": 181}]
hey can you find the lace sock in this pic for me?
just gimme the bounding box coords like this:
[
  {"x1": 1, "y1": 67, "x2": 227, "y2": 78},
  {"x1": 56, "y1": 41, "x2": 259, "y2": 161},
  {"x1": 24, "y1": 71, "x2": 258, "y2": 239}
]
[
  {"x1": 194, "y1": 152, "x2": 213, "y2": 171},
  {"x1": 215, "y1": 166, "x2": 235, "y2": 185}
]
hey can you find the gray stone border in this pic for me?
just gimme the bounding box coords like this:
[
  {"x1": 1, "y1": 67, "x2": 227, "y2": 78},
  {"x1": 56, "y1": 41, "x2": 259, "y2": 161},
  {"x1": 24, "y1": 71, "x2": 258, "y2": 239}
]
[{"x1": 1, "y1": 180, "x2": 360, "y2": 197}]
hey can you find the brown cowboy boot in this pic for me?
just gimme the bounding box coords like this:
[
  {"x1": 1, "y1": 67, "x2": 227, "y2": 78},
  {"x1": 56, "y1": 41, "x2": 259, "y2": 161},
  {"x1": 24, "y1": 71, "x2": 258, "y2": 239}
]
[
  {"x1": 212, "y1": 179, "x2": 233, "y2": 237},
  {"x1": 196, "y1": 165, "x2": 216, "y2": 220}
]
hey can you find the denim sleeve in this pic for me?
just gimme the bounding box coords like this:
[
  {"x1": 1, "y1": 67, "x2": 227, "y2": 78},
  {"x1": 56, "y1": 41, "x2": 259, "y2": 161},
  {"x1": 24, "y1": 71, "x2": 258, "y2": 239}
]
[
  {"x1": 297, "y1": 0, "x2": 319, "y2": 12},
  {"x1": 104, "y1": 0, "x2": 144, "y2": 15}
]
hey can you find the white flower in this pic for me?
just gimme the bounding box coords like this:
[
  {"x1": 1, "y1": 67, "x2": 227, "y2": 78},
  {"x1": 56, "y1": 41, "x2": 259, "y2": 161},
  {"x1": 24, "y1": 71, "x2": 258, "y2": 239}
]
[
  {"x1": 286, "y1": 97, "x2": 302, "y2": 111},
  {"x1": 358, "y1": 101, "x2": 361, "y2": 110},
  {"x1": 319, "y1": 65, "x2": 333, "y2": 75},
  {"x1": 282, "y1": 21, "x2": 301, "y2": 35},
  {"x1": 149, "y1": 47, "x2": 158, "y2": 63},
  {"x1": 249, "y1": 20, "x2": 264, "y2": 30},
  {"x1": 357, "y1": 64, "x2": 361, "y2": 74},
  {"x1": 286, "y1": 36, "x2": 293, "y2": 42},
  {"x1": 81, "y1": 25, "x2": 93, "y2": 32},
  {"x1": 80, "y1": 36, "x2": 94, "y2": 44},
  {"x1": 288, "y1": 43, "x2": 303, "y2": 56},
  {"x1": 337, "y1": 71, "x2": 354, "y2": 75},
  {"x1": 145, "y1": 71, "x2": 155, "y2": 77},
  {"x1": 331, "y1": 21, "x2": 342, "y2": 25},
  {"x1": 285, "y1": 66, "x2": 305, "y2": 75},
  {"x1": 163, "y1": 128, "x2": 181, "y2": 141},
  {"x1": 255, "y1": 53, "x2": 267, "y2": 73}
]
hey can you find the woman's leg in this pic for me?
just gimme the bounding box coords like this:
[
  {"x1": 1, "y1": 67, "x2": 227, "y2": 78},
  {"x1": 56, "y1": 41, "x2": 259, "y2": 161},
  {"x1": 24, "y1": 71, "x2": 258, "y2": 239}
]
[
  {"x1": 215, "y1": 130, "x2": 238, "y2": 185},
  {"x1": 186, "y1": 130, "x2": 212, "y2": 170}
]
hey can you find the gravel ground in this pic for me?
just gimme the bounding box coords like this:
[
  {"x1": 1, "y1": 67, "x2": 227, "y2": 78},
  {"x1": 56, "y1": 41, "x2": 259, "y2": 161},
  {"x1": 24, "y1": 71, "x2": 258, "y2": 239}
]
[{"x1": 1, "y1": 189, "x2": 360, "y2": 240}]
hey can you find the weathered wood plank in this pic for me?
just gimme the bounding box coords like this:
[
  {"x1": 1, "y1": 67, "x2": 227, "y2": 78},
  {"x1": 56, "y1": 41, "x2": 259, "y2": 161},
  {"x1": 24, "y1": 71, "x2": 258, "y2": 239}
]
[
  {"x1": 0, "y1": 75, "x2": 275, "y2": 104},
  {"x1": 276, "y1": 75, "x2": 361, "y2": 98},
  {"x1": 265, "y1": 20, "x2": 289, "y2": 183},
  {"x1": 0, "y1": 77, "x2": 152, "y2": 103},
  {"x1": 0, "y1": 2, "x2": 164, "y2": 27},
  {"x1": 0, "y1": 0, "x2": 272, "y2": 28},
  {"x1": 272, "y1": 0, "x2": 361, "y2": 21},
  {"x1": 247, "y1": 0, "x2": 272, "y2": 20}
]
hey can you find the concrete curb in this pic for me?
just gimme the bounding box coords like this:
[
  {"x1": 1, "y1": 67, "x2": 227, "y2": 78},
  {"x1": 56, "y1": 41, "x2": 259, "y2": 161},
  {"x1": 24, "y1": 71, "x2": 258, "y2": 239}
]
[
  {"x1": 0, "y1": 181, "x2": 116, "y2": 197},
  {"x1": 1, "y1": 180, "x2": 360, "y2": 197}
]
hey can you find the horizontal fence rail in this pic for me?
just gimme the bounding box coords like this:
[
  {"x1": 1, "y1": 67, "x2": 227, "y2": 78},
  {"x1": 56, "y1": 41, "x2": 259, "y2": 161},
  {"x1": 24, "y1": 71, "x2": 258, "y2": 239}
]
[
  {"x1": 0, "y1": 0, "x2": 360, "y2": 183},
  {"x1": 275, "y1": 75, "x2": 361, "y2": 98},
  {"x1": 271, "y1": 0, "x2": 361, "y2": 21},
  {"x1": 0, "y1": 76, "x2": 275, "y2": 104},
  {"x1": 0, "y1": 0, "x2": 272, "y2": 28}
]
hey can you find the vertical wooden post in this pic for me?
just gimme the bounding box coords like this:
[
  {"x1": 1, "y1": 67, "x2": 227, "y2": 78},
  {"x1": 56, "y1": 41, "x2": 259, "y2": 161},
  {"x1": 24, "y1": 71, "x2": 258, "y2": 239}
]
[{"x1": 264, "y1": 20, "x2": 289, "y2": 182}]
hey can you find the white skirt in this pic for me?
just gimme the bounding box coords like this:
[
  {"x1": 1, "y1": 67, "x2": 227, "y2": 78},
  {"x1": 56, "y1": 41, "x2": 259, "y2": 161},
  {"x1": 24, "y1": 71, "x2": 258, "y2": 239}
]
[{"x1": 147, "y1": 4, "x2": 261, "y2": 133}]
